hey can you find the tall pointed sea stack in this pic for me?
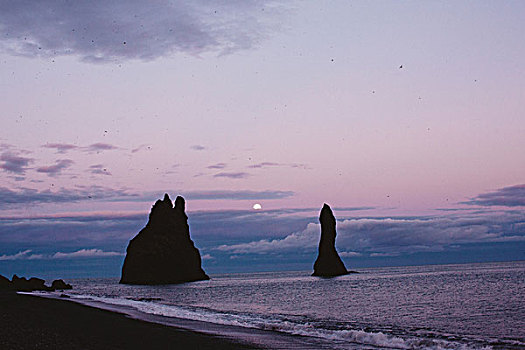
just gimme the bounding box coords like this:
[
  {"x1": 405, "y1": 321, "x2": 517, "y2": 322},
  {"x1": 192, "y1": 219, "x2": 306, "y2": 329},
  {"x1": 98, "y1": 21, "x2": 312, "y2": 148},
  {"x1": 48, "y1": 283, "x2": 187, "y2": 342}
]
[
  {"x1": 120, "y1": 194, "x2": 209, "y2": 284},
  {"x1": 312, "y1": 204, "x2": 349, "y2": 277}
]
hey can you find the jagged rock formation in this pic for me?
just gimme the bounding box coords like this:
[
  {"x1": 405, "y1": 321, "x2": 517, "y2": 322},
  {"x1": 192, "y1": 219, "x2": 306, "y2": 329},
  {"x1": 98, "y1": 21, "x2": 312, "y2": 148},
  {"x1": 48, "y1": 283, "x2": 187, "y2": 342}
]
[
  {"x1": 312, "y1": 204, "x2": 351, "y2": 277},
  {"x1": 51, "y1": 279, "x2": 73, "y2": 290},
  {"x1": 120, "y1": 194, "x2": 209, "y2": 285},
  {"x1": 0, "y1": 274, "x2": 72, "y2": 292}
]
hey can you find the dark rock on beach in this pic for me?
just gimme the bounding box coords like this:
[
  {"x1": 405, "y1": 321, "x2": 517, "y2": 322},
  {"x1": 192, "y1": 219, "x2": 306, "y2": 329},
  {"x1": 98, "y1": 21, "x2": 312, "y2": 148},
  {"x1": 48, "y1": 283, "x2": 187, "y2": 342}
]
[
  {"x1": 0, "y1": 274, "x2": 12, "y2": 290},
  {"x1": 120, "y1": 194, "x2": 209, "y2": 285},
  {"x1": 52, "y1": 279, "x2": 73, "y2": 290},
  {"x1": 312, "y1": 204, "x2": 352, "y2": 277},
  {"x1": 11, "y1": 275, "x2": 52, "y2": 292},
  {"x1": 0, "y1": 274, "x2": 73, "y2": 292}
]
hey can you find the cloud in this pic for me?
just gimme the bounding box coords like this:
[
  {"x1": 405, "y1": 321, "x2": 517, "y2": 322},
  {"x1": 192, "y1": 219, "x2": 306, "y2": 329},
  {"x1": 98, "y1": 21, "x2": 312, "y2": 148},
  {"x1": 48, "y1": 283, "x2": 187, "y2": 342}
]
[
  {"x1": 89, "y1": 164, "x2": 111, "y2": 176},
  {"x1": 207, "y1": 163, "x2": 227, "y2": 169},
  {"x1": 42, "y1": 143, "x2": 79, "y2": 154},
  {"x1": 0, "y1": 187, "x2": 294, "y2": 209},
  {"x1": 84, "y1": 143, "x2": 118, "y2": 153},
  {"x1": 0, "y1": 143, "x2": 13, "y2": 151},
  {"x1": 0, "y1": 249, "x2": 123, "y2": 260},
  {"x1": 216, "y1": 211, "x2": 525, "y2": 256},
  {"x1": 41, "y1": 142, "x2": 119, "y2": 153},
  {"x1": 248, "y1": 162, "x2": 280, "y2": 169},
  {"x1": 42, "y1": 142, "x2": 119, "y2": 154},
  {"x1": 2, "y1": 204, "x2": 523, "y2": 274},
  {"x1": 0, "y1": 0, "x2": 285, "y2": 63},
  {"x1": 201, "y1": 254, "x2": 214, "y2": 260},
  {"x1": 370, "y1": 252, "x2": 399, "y2": 257},
  {"x1": 213, "y1": 172, "x2": 250, "y2": 179},
  {"x1": 36, "y1": 159, "x2": 74, "y2": 176},
  {"x1": 462, "y1": 184, "x2": 525, "y2": 207},
  {"x1": 0, "y1": 207, "x2": 312, "y2": 248},
  {"x1": 339, "y1": 251, "x2": 362, "y2": 257},
  {"x1": 0, "y1": 186, "x2": 138, "y2": 208},
  {"x1": 289, "y1": 163, "x2": 310, "y2": 170},
  {"x1": 190, "y1": 145, "x2": 206, "y2": 151},
  {"x1": 52, "y1": 249, "x2": 123, "y2": 259},
  {"x1": 0, "y1": 249, "x2": 43, "y2": 261},
  {"x1": 216, "y1": 223, "x2": 319, "y2": 254},
  {"x1": 131, "y1": 144, "x2": 151, "y2": 153},
  {"x1": 248, "y1": 162, "x2": 310, "y2": 170},
  {"x1": 0, "y1": 151, "x2": 33, "y2": 174},
  {"x1": 78, "y1": 189, "x2": 295, "y2": 202}
]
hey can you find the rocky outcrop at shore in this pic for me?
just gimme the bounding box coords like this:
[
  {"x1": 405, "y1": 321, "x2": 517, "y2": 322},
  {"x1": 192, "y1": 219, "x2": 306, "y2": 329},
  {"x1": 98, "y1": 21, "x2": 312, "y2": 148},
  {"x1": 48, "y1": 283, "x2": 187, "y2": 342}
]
[
  {"x1": 120, "y1": 194, "x2": 209, "y2": 285},
  {"x1": 0, "y1": 274, "x2": 72, "y2": 292},
  {"x1": 312, "y1": 204, "x2": 352, "y2": 277},
  {"x1": 51, "y1": 279, "x2": 73, "y2": 290}
]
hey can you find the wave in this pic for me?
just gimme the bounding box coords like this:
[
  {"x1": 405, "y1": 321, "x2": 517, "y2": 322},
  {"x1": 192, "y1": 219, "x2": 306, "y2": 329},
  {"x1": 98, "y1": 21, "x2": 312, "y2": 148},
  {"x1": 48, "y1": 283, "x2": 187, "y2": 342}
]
[{"x1": 61, "y1": 293, "x2": 496, "y2": 350}]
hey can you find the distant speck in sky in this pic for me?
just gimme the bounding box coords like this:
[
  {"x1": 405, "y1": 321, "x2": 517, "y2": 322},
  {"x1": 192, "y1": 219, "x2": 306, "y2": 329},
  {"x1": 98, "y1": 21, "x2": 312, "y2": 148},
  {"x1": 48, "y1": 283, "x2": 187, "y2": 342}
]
[{"x1": 399, "y1": 65, "x2": 403, "y2": 69}]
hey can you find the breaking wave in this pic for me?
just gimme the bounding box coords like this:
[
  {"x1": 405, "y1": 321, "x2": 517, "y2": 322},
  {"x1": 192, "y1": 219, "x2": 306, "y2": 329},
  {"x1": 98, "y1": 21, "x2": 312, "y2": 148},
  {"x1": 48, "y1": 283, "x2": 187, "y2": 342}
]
[{"x1": 64, "y1": 294, "x2": 495, "y2": 350}]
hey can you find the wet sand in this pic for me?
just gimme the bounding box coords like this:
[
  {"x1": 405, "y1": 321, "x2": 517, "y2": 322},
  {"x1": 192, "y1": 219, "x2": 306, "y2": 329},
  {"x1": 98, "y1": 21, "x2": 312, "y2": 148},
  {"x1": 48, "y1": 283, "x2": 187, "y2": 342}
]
[{"x1": 0, "y1": 292, "x2": 260, "y2": 350}]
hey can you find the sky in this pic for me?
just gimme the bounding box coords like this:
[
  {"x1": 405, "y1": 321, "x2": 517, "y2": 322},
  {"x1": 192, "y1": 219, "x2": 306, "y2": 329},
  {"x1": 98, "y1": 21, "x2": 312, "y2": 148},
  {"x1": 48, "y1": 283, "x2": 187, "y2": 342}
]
[{"x1": 0, "y1": 1, "x2": 524, "y2": 279}]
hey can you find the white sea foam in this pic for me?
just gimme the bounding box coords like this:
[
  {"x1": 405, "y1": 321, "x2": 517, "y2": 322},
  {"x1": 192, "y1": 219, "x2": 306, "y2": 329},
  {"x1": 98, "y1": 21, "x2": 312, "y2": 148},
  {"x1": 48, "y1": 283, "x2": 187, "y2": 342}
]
[{"x1": 66, "y1": 294, "x2": 492, "y2": 350}]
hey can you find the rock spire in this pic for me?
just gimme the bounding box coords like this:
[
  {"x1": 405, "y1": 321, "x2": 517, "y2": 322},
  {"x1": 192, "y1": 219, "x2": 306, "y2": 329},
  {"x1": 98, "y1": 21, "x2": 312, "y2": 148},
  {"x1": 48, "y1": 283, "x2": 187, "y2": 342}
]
[
  {"x1": 120, "y1": 194, "x2": 209, "y2": 284},
  {"x1": 312, "y1": 204, "x2": 350, "y2": 277}
]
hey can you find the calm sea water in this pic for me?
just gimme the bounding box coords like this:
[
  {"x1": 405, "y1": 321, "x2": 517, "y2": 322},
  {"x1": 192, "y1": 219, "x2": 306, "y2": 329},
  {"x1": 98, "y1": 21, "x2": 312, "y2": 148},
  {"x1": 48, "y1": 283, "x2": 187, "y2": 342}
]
[{"x1": 55, "y1": 262, "x2": 524, "y2": 349}]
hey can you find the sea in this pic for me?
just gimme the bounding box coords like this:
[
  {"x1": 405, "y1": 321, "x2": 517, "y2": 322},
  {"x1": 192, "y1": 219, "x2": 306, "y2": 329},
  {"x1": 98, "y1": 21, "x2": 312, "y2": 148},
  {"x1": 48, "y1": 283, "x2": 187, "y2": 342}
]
[{"x1": 32, "y1": 261, "x2": 524, "y2": 349}]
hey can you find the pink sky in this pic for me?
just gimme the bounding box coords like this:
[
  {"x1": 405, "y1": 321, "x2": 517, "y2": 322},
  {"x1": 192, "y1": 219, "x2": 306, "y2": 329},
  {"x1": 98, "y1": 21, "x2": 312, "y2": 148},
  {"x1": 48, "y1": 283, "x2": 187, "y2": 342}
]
[{"x1": 1, "y1": 1, "x2": 524, "y2": 216}]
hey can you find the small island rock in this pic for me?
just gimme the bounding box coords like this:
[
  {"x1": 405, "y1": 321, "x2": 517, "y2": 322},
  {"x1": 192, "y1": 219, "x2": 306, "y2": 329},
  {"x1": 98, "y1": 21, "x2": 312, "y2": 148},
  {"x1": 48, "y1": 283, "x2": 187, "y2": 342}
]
[
  {"x1": 120, "y1": 194, "x2": 209, "y2": 285},
  {"x1": 51, "y1": 279, "x2": 72, "y2": 290},
  {"x1": 312, "y1": 204, "x2": 350, "y2": 277}
]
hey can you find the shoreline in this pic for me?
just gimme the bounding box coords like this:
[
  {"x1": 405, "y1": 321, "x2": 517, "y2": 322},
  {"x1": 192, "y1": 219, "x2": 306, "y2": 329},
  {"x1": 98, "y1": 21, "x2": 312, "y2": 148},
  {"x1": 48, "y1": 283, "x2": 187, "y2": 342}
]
[
  {"x1": 0, "y1": 291, "x2": 261, "y2": 350},
  {"x1": 32, "y1": 291, "x2": 330, "y2": 350}
]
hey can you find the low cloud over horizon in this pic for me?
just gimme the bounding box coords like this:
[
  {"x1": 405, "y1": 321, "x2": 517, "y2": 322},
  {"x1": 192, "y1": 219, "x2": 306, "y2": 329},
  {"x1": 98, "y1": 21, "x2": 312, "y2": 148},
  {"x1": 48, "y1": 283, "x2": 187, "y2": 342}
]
[
  {"x1": 0, "y1": 183, "x2": 523, "y2": 277},
  {"x1": 216, "y1": 211, "x2": 525, "y2": 257},
  {"x1": 0, "y1": 248, "x2": 123, "y2": 261}
]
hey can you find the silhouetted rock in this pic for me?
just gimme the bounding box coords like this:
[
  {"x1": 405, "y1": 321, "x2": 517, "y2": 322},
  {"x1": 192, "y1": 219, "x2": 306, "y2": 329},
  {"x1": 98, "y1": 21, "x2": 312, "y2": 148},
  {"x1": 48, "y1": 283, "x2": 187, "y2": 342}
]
[
  {"x1": 51, "y1": 279, "x2": 72, "y2": 290},
  {"x1": 120, "y1": 194, "x2": 209, "y2": 285},
  {"x1": 11, "y1": 275, "x2": 52, "y2": 292},
  {"x1": 0, "y1": 274, "x2": 13, "y2": 291},
  {"x1": 312, "y1": 204, "x2": 352, "y2": 277},
  {"x1": 0, "y1": 274, "x2": 73, "y2": 292}
]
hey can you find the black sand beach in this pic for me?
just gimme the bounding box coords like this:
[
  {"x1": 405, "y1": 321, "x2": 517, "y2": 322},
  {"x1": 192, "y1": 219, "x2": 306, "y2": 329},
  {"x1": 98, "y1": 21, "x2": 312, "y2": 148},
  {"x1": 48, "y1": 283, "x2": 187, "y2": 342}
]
[{"x1": 0, "y1": 292, "x2": 260, "y2": 350}]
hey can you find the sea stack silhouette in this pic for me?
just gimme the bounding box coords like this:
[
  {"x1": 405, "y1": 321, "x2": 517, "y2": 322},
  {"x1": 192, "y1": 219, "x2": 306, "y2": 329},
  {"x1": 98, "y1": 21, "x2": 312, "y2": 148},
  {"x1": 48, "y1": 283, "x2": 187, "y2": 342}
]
[
  {"x1": 120, "y1": 194, "x2": 209, "y2": 284},
  {"x1": 312, "y1": 203, "x2": 351, "y2": 277}
]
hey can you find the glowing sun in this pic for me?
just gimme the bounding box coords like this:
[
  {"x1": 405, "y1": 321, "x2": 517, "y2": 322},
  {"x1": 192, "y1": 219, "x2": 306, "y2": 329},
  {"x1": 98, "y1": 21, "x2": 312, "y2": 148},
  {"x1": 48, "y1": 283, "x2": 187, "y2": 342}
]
[{"x1": 252, "y1": 203, "x2": 262, "y2": 210}]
